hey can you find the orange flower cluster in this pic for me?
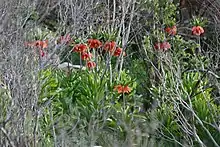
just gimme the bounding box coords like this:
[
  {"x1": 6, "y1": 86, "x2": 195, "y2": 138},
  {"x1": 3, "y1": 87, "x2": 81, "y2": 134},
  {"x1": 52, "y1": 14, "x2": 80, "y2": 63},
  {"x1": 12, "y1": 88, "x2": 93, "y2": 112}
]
[
  {"x1": 72, "y1": 39, "x2": 100, "y2": 69},
  {"x1": 72, "y1": 44, "x2": 96, "y2": 69},
  {"x1": 154, "y1": 42, "x2": 171, "y2": 51},
  {"x1": 72, "y1": 39, "x2": 127, "y2": 69},
  {"x1": 114, "y1": 85, "x2": 131, "y2": 94},
  {"x1": 104, "y1": 41, "x2": 125, "y2": 57},
  {"x1": 73, "y1": 40, "x2": 126, "y2": 57},
  {"x1": 165, "y1": 25, "x2": 177, "y2": 36},
  {"x1": 25, "y1": 40, "x2": 48, "y2": 49},
  {"x1": 25, "y1": 40, "x2": 48, "y2": 57},
  {"x1": 81, "y1": 52, "x2": 92, "y2": 60},
  {"x1": 104, "y1": 41, "x2": 117, "y2": 52},
  {"x1": 88, "y1": 39, "x2": 102, "y2": 48},
  {"x1": 73, "y1": 44, "x2": 88, "y2": 53},
  {"x1": 113, "y1": 47, "x2": 126, "y2": 57},
  {"x1": 87, "y1": 61, "x2": 96, "y2": 69},
  {"x1": 192, "y1": 26, "x2": 204, "y2": 36},
  {"x1": 35, "y1": 40, "x2": 48, "y2": 49}
]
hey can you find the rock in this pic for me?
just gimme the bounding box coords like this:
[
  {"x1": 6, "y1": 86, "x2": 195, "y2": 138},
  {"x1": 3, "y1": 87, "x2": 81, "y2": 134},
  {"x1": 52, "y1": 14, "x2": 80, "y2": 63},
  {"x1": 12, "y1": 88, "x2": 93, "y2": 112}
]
[{"x1": 57, "y1": 62, "x2": 86, "y2": 71}]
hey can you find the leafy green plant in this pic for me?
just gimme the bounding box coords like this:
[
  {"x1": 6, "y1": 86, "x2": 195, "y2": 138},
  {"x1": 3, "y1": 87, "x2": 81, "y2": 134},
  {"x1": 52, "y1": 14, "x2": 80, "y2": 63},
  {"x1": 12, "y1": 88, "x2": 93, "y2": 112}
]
[{"x1": 151, "y1": 70, "x2": 220, "y2": 146}]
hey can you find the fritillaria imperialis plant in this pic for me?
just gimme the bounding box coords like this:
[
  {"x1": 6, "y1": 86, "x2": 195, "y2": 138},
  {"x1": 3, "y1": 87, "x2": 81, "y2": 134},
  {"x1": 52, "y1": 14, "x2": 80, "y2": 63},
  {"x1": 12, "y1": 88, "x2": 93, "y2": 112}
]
[
  {"x1": 165, "y1": 25, "x2": 177, "y2": 36},
  {"x1": 192, "y1": 26, "x2": 204, "y2": 36},
  {"x1": 25, "y1": 40, "x2": 48, "y2": 57}
]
